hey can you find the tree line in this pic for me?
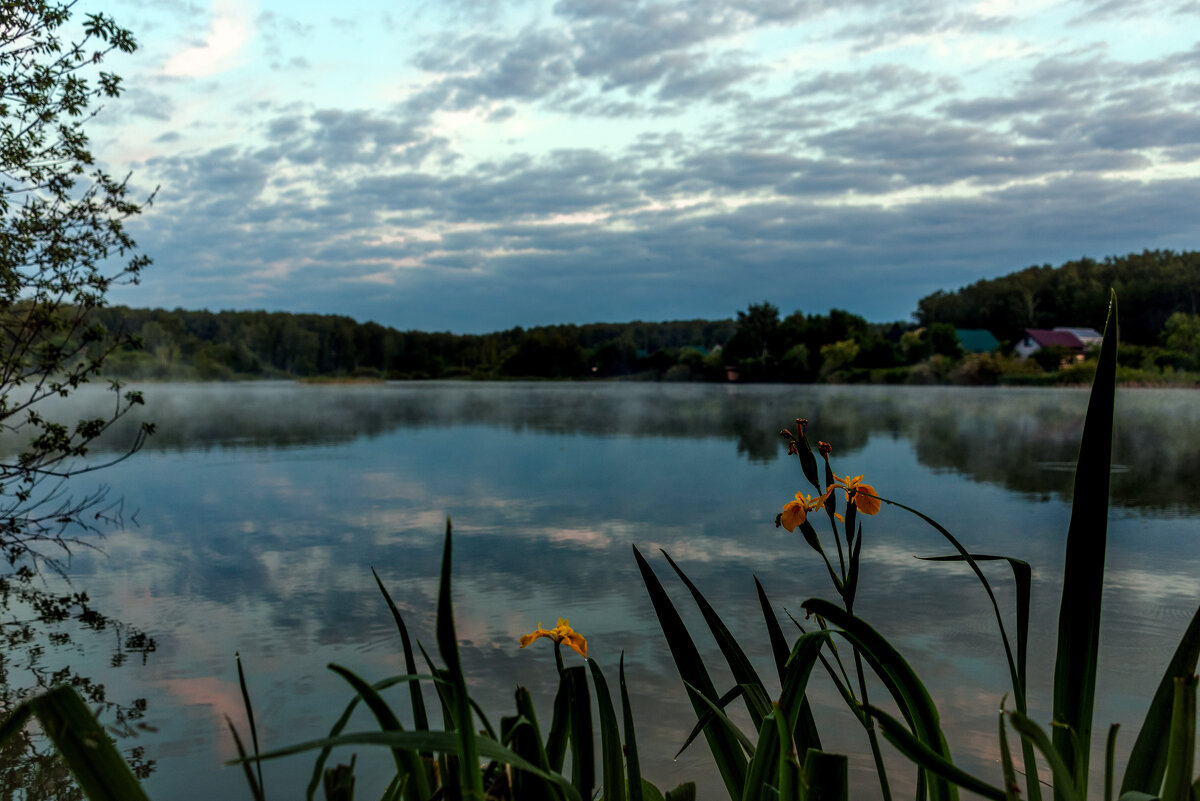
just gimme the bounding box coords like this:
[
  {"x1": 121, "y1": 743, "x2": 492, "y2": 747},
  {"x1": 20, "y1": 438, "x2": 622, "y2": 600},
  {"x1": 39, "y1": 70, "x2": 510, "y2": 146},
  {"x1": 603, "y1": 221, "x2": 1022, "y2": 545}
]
[{"x1": 88, "y1": 248, "x2": 1200, "y2": 385}]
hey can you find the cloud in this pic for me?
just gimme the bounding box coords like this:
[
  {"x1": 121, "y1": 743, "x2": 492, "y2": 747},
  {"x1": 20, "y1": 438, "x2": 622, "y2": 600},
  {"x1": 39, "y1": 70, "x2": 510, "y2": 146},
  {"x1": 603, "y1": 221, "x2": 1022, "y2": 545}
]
[{"x1": 162, "y1": 0, "x2": 256, "y2": 78}]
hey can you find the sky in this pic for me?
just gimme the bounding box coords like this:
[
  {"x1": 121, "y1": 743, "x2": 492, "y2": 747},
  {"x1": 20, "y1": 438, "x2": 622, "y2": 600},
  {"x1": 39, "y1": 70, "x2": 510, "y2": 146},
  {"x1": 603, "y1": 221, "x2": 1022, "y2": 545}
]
[{"x1": 88, "y1": 0, "x2": 1200, "y2": 332}]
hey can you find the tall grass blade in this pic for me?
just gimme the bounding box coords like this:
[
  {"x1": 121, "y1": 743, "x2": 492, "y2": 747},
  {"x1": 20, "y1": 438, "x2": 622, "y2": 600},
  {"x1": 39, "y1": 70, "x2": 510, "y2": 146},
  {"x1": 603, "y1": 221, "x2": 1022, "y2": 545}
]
[
  {"x1": 232, "y1": 729, "x2": 582, "y2": 801},
  {"x1": 998, "y1": 708, "x2": 1021, "y2": 801},
  {"x1": 674, "y1": 685, "x2": 750, "y2": 760},
  {"x1": 28, "y1": 686, "x2": 152, "y2": 801},
  {"x1": 802, "y1": 598, "x2": 958, "y2": 801},
  {"x1": 754, "y1": 578, "x2": 790, "y2": 681},
  {"x1": 776, "y1": 631, "x2": 829, "y2": 761},
  {"x1": 773, "y1": 711, "x2": 800, "y2": 801},
  {"x1": 236, "y1": 651, "x2": 266, "y2": 799},
  {"x1": 1104, "y1": 725, "x2": 1119, "y2": 801},
  {"x1": 864, "y1": 705, "x2": 1005, "y2": 800},
  {"x1": 620, "y1": 655, "x2": 645, "y2": 801},
  {"x1": 566, "y1": 665, "x2": 595, "y2": 800},
  {"x1": 327, "y1": 664, "x2": 431, "y2": 801},
  {"x1": 227, "y1": 715, "x2": 265, "y2": 801},
  {"x1": 1052, "y1": 291, "x2": 1118, "y2": 799},
  {"x1": 511, "y1": 688, "x2": 562, "y2": 801},
  {"x1": 1008, "y1": 712, "x2": 1080, "y2": 801},
  {"x1": 589, "y1": 659, "x2": 627, "y2": 801},
  {"x1": 741, "y1": 712, "x2": 781, "y2": 801},
  {"x1": 755, "y1": 577, "x2": 823, "y2": 757},
  {"x1": 1121, "y1": 601, "x2": 1200, "y2": 795},
  {"x1": 372, "y1": 568, "x2": 430, "y2": 733},
  {"x1": 661, "y1": 551, "x2": 771, "y2": 727},
  {"x1": 435, "y1": 519, "x2": 484, "y2": 797},
  {"x1": 633, "y1": 545, "x2": 748, "y2": 800},
  {"x1": 1159, "y1": 676, "x2": 1196, "y2": 801},
  {"x1": 303, "y1": 674, "x2": 442, "y2": 801},
  {"x1": 546, "y1": 666, "x2": 572, "y2": 772},
  {"x1": 916, "y1": 555, "x2": 1031, "y2": 695},
  {"x1": 680, "y1": 681, "x2": 756, "y2": 756}
]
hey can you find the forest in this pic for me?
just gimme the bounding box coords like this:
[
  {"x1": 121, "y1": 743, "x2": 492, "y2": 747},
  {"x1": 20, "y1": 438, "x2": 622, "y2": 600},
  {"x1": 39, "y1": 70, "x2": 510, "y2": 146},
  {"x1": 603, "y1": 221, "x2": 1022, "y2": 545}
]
[{"x1": 92, "y1": 249, "x2": 1200, "y2": 386}]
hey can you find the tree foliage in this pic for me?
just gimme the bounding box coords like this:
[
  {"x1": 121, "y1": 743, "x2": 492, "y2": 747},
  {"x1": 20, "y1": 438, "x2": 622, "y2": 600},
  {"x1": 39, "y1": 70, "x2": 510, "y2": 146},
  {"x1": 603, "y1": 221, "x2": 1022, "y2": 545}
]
[
  {"x1": 915, "y1": 250, "x2": 1200, "y2": 345},
  {"x1": 0, "y1": 0, "x2": 153, "y2": 568}
]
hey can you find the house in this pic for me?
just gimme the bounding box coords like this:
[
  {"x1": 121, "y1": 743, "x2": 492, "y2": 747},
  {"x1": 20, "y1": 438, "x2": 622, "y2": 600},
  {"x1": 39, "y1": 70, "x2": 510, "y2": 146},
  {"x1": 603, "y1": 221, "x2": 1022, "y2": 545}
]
[
  {"x1": 954, "y1": 328, "x2": 999, "y2": 353},
  {"x1": 1052, "y1": 327, "x2": 1103, "y2": 348},
  {"x1": 1014, "y1": 329, "x2": 1086, "y2": 360}
]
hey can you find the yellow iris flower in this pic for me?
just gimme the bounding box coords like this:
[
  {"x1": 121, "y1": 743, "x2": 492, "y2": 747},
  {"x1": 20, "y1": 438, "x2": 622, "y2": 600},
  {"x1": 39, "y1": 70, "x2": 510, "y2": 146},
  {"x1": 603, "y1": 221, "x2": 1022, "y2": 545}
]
[
  {"x1": 780, "y1": 491, "x2": 827, "y2": 532},
  {"x1": 836, "y1": 474, "x2": 881, "y2": 515},
  {"x1": 519, "y1": 617, "x2": 587, "y2": 658}
]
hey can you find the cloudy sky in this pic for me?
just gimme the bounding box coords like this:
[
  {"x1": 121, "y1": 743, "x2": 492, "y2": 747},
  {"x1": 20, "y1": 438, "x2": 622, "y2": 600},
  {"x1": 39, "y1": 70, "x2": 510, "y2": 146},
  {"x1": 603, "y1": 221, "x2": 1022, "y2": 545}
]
[{"x1": 93, "y1": 0, "x2": 1200, "y2": 332}]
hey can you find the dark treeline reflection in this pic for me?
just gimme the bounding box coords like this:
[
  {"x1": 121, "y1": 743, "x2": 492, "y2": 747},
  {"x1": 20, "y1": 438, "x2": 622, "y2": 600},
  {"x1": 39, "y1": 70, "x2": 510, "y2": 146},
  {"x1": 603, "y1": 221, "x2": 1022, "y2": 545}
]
[{"x1": 28, "y1": 382, "x2": 1200, "y2": 512}]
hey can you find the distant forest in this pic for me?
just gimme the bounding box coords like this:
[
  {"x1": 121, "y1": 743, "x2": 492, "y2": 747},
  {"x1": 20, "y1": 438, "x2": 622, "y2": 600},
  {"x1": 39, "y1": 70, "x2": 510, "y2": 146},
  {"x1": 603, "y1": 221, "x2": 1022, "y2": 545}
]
[{"x1": 95, "y1": 249, "x2": 1200, "y2": 385}]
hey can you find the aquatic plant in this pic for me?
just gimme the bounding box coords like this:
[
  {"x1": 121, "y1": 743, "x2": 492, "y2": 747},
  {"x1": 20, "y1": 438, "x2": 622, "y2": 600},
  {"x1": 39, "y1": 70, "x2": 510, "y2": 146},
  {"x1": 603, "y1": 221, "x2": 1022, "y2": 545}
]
[{"x1": 638, "y1": 292, "x2": 1200, "y2": 800}]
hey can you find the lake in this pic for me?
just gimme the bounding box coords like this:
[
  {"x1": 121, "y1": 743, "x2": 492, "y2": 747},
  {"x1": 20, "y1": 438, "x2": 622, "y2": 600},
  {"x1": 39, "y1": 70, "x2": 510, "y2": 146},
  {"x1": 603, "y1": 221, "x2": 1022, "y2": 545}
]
[{"x1": 6, "y1": 381, "x2": 1199, "y2": 800}]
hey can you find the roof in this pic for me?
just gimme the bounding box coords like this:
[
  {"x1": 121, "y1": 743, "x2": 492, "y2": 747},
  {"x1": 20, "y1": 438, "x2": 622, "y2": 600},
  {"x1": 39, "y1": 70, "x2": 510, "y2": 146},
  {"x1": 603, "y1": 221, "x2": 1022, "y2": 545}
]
[
  {"x1": 1053, "y1": 327, "x2": 1103, "y2": 343},
  {"x1": 1024, "y1": 329, "x2": 1085, "y2": 349},
  {"x1": 954, "y1": 328, "x2": 999, "y2": 353}
]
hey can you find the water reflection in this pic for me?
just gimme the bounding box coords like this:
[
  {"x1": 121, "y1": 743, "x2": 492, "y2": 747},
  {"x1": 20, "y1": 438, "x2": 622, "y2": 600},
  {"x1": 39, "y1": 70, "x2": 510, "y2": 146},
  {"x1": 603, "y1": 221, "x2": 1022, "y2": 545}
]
[
  {"x1": 35, "y1": 381, "x2": 1200, "y2": 512},
  {"x1": 13, "y1": 382, "x2": 1200, "y2": 800}
]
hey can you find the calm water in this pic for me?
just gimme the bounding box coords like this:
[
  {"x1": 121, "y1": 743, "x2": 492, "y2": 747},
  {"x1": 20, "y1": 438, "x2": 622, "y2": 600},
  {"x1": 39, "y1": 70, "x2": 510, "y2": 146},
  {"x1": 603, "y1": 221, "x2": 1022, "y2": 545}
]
[{"x1": 8, "y1": 382, "x2": 1200, "y2": 800}]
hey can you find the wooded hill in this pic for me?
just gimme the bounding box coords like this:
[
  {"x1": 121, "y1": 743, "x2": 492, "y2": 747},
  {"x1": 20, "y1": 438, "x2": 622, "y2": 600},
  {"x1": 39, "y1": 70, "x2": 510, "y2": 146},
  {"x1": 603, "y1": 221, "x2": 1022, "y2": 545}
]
[
  {"x1": 915, "y1": 249, "x2": 1200, "y2": 345},
  {"x1": 92, "y1": 248, "x2": 1200, "y2": 383}
]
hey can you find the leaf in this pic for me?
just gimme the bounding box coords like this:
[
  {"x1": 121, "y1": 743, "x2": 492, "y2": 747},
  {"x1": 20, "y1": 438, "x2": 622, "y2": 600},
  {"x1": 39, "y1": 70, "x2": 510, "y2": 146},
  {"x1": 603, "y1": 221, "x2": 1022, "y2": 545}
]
[
  {"x1": 230, "y1": 729, "x2": 582, "y2": 801},
  {"x1": 1105, "y1": 724, "x2": 1119, "y2": 801},
  {"x1": 1121, "y1": 601, "x2": 1200, "y2": 796},
  {"x1": 372, "y1": 567, "x2": 430, "y2": 732},
  {"x1": 327, "y1": 664, "x2": 431, "y2": 801},
  {"x1": 1159, "y1": 676, "x2": 1196, "y2": 801},
  {"x1": 674, "y1": 684, "x2": 747, "y2": 760},
  {"x1": 303, "y1": 673, "x2": 443, "y2": 801},
  {"x1": 998, "y1": 707, "x2": 1021, "y2": 801},
  {"x1": 435, "y1": 518, "x2": 484, "y2": 797},
  {"x1": 1007, "y1": 712, "x2": 1080, "y2": 801},
  {"x1": 633, "y1": 545, "x2": 748, "y2": 801},
  {"x1": 865, "y1": 705, "x2": 1005, "y2": 801},
  {"x1": 754, "y1": 577, "x2": 791, "y2": 682},
  {"x1": 27, "y1": 686, "x2": 151, "y2": 801},
  {"x1": 1052, "y1": 291, "x2": 1118, "y2": 799},
  {"x1": 546, "y1": 666, "x2": 572, "y2": 772},
  {"x1": 235, "y1": 652, "x2": 265, "y2": 799},
  {"x1": 801, "y1": 598, "x2": 958, "y2": 801},
  {"x1": 662, "y1": 550, "x2": 771, "y2": 728},
  {"x1": 621, "y1": 654, "x2": 645, "y2": 801},
  {"x1": 742, "y1": 712, "x2": 781, "y2": 801},
  {"x1": 589, "y1": 659, "x2": 626, "y2": 801},
  {"x1": 509, "y1": 689, "x2": 561, "y2": 801},
  {"x1": 227, "y1": 715, "x2": 264, "y2": 801},
  {"x1": 566, "y1": 665, "x2": 595, "y2": 800},
  {"x1": 680, "y1": 680, "x2": 756, "y2": 757}
]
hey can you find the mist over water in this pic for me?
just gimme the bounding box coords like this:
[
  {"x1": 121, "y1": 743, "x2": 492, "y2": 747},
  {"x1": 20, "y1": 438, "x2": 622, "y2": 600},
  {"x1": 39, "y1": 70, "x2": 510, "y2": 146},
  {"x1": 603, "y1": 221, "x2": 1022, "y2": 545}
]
[{"x1": 15, "y1": 382, "x2": 1200, "y2": 800}]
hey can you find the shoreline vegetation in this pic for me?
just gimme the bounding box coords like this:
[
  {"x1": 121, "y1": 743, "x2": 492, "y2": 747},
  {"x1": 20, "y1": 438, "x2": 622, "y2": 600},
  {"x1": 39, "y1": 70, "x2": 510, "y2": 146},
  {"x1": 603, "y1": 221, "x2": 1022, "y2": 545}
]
[{"x1": 93, "y1": 249, "x2": 1200, "y2": 387}]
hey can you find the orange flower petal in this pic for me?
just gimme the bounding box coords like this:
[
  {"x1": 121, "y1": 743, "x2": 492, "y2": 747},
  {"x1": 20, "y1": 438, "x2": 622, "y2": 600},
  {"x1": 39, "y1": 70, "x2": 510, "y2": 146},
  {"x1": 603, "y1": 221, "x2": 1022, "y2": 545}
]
[
  {"x1": 780, "y1": 500, "x2": 807, "y2": 532},
  {"x1": 560, "y1": 630, "x2": 588, "y2": 658},
  {"x1": 853, "y1": 483, "x2": 881, "y2": 515}
]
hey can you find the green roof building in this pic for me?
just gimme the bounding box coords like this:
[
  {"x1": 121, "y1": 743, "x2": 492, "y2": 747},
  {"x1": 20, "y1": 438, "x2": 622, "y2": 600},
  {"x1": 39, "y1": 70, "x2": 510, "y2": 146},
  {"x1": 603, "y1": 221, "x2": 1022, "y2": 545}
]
[{"x1": 955, "y1": 328, "x2": 999, "y2": 353}]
